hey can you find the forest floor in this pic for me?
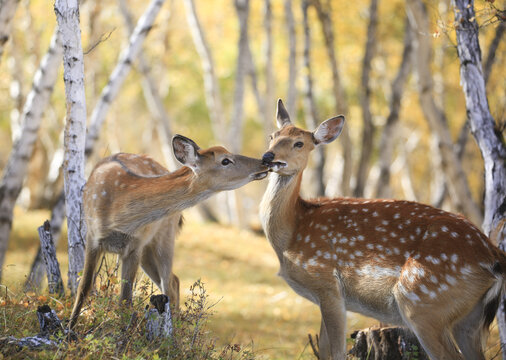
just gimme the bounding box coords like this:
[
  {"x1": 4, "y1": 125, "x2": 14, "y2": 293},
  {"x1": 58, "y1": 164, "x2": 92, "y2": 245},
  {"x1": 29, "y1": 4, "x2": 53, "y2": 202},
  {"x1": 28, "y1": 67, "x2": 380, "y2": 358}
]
[{"x1": 1, "y1": 208, "x2": 503, "y2": 359}]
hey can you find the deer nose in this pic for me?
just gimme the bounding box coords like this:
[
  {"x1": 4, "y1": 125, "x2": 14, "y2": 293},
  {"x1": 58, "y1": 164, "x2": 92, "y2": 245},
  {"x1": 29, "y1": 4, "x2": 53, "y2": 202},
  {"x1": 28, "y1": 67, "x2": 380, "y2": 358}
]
[{"x1": 262, "y1": 152, "x2": 275, "y2": 165}]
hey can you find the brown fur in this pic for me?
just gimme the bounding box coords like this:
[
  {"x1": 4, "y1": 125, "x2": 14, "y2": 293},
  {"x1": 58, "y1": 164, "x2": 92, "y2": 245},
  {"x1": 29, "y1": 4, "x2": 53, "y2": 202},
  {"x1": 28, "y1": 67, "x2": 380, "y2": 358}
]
[
  {"x1": 260, "y1": 100, "x2": 506, "y2": 360},
  {"x1": 70, "y1": 143, "x2": 267, "y2": 329}
]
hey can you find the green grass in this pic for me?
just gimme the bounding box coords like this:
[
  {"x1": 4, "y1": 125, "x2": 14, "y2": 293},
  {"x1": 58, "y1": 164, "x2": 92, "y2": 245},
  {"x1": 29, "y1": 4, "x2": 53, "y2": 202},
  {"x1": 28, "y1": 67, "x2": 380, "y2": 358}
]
[{"x1": 1, "y1": 208, "x2": 503, "y2": 359}]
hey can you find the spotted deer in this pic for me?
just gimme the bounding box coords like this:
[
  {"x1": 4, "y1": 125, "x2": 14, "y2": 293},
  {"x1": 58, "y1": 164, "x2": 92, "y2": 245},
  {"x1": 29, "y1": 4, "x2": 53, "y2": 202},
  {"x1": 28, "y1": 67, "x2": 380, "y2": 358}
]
[
  {"x1": 69, "y1": 135, "x2": 268, "y2": 328},
  {"x1": 260, "y1": 99, "x2": 506, "y2": 360}
]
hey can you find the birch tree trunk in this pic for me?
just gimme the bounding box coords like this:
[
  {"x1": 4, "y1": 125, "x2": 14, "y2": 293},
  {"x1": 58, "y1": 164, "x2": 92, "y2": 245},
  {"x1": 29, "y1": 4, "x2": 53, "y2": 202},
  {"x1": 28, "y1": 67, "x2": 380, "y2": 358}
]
[
  {"x1": 483, "y1": 21, "x2": 505, "y2": 85},
  {"x1": 0, "y1": 28, "x2": 62, "y2": 281},
  {"x1": 85, "y1": 0, "x2": 166, "y2": 157},
  {"x1": 312, "y1": 0, "x2": 352, "y2": 197},
  {"x1": 55, "y1": 0, "x2": 88, "y2": 295},
  {"x1": 354, "y1": 0, "x2": 379, "y2": 197},
  {"x1": 229, "y1": 0, "x2": 249, "y2": 153},
  {"x1": 183, "y1": 0, "x2": 226, "y2": 144},
  {"x1": 263, "y1": 0, "x2": 275, "y2": 138},
  {"x1": 375, "y1": 16, "x2": 413, "y2": 199},
  {"x1": 38, "y1": 221, "x2": 64, "y2": 296},
  {"x1": 0, "y1": 0, "x2": 20, "y2": 62},
  {"x1": 284, "y1": 0, "x2": 297, "y2": 118},
  {"x1": 302, "y1": 0, "x2": 326, "y2": 197},
  {"x1": 406, "y1": 0, "x2": 482, "y2": 226},
  {"x1": 452, "y1": 1, "x2": 506, "y2": 353}
]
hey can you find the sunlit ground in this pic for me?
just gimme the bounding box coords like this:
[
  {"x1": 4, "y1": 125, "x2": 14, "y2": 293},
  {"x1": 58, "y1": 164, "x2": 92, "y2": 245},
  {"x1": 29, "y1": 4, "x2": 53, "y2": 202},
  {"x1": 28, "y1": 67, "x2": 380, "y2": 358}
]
[{"x1": 2, "y1": 208, "x2": 502, "y2": 359}]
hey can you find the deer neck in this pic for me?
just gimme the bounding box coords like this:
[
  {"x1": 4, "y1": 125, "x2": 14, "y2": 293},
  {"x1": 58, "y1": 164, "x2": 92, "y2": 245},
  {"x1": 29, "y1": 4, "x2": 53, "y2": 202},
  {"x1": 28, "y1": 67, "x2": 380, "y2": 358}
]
[
  {"x1": 114, "y1": 166, "x2": 214, "y2": 233},
  {"x1": 260, "y1": 171, "x2": 303, "y2": 263}
]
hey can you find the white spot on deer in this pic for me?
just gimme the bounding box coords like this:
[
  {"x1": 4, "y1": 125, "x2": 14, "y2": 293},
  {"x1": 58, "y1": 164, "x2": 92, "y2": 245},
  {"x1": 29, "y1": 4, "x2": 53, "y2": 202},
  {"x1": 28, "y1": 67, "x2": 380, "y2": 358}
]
[
  {"x1": 385, "y1": 204, "x2": 391, "y2": 208},
  {"x1": 114, "y1": 180, "x2": 119, "y2": 186},
  {"x1": 296, "y1": 234, "x2": 302, "y2": 241},
  {"x1": 461, "y1": 265, "x2": 473, "y2": 276},
  {"x1": 451, "y1": 254, "x2": 458, "y2": 263},
  {"x1": 101, "y1": 190, "x2": 107, "y2": 196},
  {"x1": 373, "y1": 211, "x2": 379, "y2": 217},
  {"x1": 302, "y1": 262, "x2": 308, "y2": 270},
  {"x1": 367, "y1": 243, "x2": 374, "y2": 250},
  {"x1": 431, "y1": 232, "x2": 438, "y2": 238},
  {"x1": 445, "y1": 274, "x2": 457, "y2": 285},
  {"x1": 351, "y1": 209, "x2": 358, "y2": 214},
  {"x1": 376, "y1": 244, "x2": 384, "y2": 251},
  {"x1": 328, "y1": 232, "x2": 333, "y2": 237},
  {"x1": 339, "y1": 237, "x2": 348, "y2": 244},
  {"x1": 311, "y1": 243, "x2": 316, "y2": 248},
  {"x1": 451, "y1": 231, "x2": 459, "y2": 238},
  {"x1": 430, "y1": 275, "x2": 438, "y2": 283},
  {"x1": 362, "y1": 208, "x2": 369, "y2": 212},
  {"x1": 441, "y1": 226, "x2": 449, "y2": 232},
  {"x1": 441, "y1": 253, "x2": 448, "y2": 261},
  {"x1": 332, "y1": 237, "x2": 337, "y2": 245},
  {"x1": 393, "y1": 247, "x2": 400, "y2": 255},
  {"x1": 394, "y1": 213, "x2": 400, "y2": 219},
  {"x1": 420, "y1": 284, "x2": 429, "y2": 294},
  {"x1": 405, "y1": 219, "x2": 411, "y2": 225},
  {"x1": 332, "y1": 254, "x2": 337, "y2": 260},
  {"x1": 305, "y1": 235, "x2": 311, "y2": 243},
  {"x1": 415, "y1": 227, "x2": 421, "y2": 235},
  {"x1": 350, "y1": 254, "x2": 356, "y2": 260},
  {"x1": 357, "y1": 235, "x2": 365, "y2": 241},
  {"x1": 324, "y1": 252, "x2": 331, "y2": 259},
  {"x1": 321, "y1": 225, "x2": 328, "y2": 231},
  {"x1": 438, "y1": 283, "x2": 449, "y2": 293},
  {"x1": 398, "y1": 284, "x2": 421, "y2": 303},
  {"x1": 308, "y1": 258, "x2": 319, "y2": 266},
  {"x1": 355, "y1": 250, "x2": 363, "y2": 256},
  {"x1": 390, "y1": 232, "x2": 397, "y2": 238},
  {"x1": 400, "y1": 238, "x2": 406, "y2": 243},
  {"x1": 382, "y1": 220, "x2": 389, "y2": 226},
  {"x1": 92, "y1": 194, "x2": 97, "y2": 200},
  {"x1": 309, "y1": 221, "x2": 314, "y2": 228},
  {"x1": 404, "y1": 251, "x2": 410, "y2": 259},
  {"x1": 429, "y1": 291, "x2": 437, "y2": 299}
]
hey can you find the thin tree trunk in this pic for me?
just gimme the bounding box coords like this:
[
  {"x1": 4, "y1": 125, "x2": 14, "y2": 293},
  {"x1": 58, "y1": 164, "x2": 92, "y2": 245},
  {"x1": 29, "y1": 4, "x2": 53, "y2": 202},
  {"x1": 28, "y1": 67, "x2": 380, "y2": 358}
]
[
  {"x1": 452, "y1": 1, "x2": 506, "y2": 354},
  {"x1": 312, "y1": 0, "x2": 352, "y2": 197},
  {"x1": 406, "y1": 0, "x2": 483, "y2": 226},
  {"x1": 117, "y1": 0, "x2": 177, "y2": 170},
  {"x1": 55, "y1": 0, "x2": 88, "y2": 295},
  {"x1": 375, "y1": 16, "x2": 413, "y2": 199},
  {"x1": 263, "y1": 0, "x2": 275, "y2": 139},
  {"x1": 483, "y1": 20, "x2": 505, "y2": 85},
  {"x1": 0, "y1": 0, "x2": 20, "y2": 63},
  {"x1": 38, "y1": 221, "x2": 64, "y2": 297},
  {"x1": 229, "y1": 0, "x2": 249, "y2": 153},
  {"x1": 183, "y1": 0, "x2": 226, "y2": 144},
  {"x1": 284, "y1": 0, "x2": 297, "y2": 118},
  {"x1": 85, "y1": 0, "x2": 166, "y2": 157},
  {"x1": 302, "y1": 0, "x2": 325, "y2": 196},
  {"x1": 25, "y1": 193, "x2": 66, "y2": 291},
  {"x1": 0, "y1": 28, "x2": 62, "y2": 281},
  {"x1": 354, "y1": 0, "x2": 379, "y2": 197}
]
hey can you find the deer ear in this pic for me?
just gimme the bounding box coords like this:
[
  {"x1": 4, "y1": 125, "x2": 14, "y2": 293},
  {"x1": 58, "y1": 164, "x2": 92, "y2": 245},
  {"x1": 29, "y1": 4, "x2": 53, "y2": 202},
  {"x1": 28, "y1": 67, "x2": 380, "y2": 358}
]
[
  {"x1": 276, "y1": 99, "x2": 292, "y2": 129},
  {"x1": 313, "y1": 116, "x2": 345, "y2": 145},
  {"x1": 172, "y1": 135, "x2": 200, "y2": 169}
]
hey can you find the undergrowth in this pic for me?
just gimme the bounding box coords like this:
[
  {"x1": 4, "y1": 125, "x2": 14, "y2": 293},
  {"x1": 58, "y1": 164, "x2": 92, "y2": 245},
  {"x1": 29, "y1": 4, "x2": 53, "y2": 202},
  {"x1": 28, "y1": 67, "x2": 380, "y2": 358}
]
[{"x1": 0, "y1": 258, "x2": 255, "y2": 359}]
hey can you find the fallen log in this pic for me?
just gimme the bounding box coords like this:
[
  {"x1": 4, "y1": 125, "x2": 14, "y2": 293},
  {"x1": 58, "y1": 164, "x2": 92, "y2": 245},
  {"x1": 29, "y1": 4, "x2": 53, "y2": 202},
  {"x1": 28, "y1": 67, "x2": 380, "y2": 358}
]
[{"x1": 349, "y1": 326, "x2": 429, "y2": 360}]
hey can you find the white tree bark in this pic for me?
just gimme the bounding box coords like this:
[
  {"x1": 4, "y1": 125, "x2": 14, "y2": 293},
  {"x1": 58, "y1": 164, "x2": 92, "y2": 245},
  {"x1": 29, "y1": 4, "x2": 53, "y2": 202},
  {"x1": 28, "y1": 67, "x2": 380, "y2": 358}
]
[
  {"x1": 54, "y1": 0, "x2": 88, "y2": 295},
  {"x1": 312, "y1": 0, "x2": 352, "y2": 197},
  {"x1": 375, "y1": 16, "x2": 413, "y2": 199},
  {"x1": 284, "y1": 0, "x2": 297, "y2": 118},
  {"x1": 183, "y1": 0, "x2": 226, "y2": 144},
  {"x1": 452, "y1": 1, "x2": 506, "y2": 353},
  {"x1": 85, "y1": 0, "x2": 167, "y2": 157},
  {"x1": 0, "y1": 28, "x2": 62, "y2": 281},
  {"x1": 354, "y1": 0, "x2": 379, "y2": 197},
  {"x1": 406, "y1": 0, "x2": 482, "y2": 226},
  {"x1": 0, "y1": 0, "x2": 20, "y2": 62},
  {"x1": 302, "y1": 0, "x2": 326, "y2": 196},
  {"x1": 229, "y1": 0, "x2": 250, "y2": 153},
  {"x1": 262, "y1": 0, "x2": 275, "y2": 138}
]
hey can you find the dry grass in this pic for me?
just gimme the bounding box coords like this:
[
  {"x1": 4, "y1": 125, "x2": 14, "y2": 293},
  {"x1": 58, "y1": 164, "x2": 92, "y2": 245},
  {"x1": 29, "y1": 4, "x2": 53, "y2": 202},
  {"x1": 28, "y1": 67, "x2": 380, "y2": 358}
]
[{"x1": 1, "y1": 208, "x2": 503, "y2": 359}]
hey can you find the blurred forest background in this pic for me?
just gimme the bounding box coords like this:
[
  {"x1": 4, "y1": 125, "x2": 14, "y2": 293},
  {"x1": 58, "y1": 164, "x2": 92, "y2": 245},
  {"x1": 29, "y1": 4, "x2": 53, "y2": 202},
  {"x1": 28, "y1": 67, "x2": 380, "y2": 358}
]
[{"x1": 0, "y1": 0, "x2": 504, "y2": 358}]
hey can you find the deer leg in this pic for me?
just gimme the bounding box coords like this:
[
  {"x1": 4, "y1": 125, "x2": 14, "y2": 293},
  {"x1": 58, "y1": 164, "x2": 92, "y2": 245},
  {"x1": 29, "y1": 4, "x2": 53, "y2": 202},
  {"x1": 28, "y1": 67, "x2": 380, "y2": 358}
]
[
  {"x1": 69, "y1": 241, "x2": 102, "y2": 329},
  {"x1": 398, "y1": 304, "x2": 463, "y2": 360},
  {"x1": 452, "y1": 299, "x2": 486, "y2": 360},
  {"x1": 119, "y1": 250, "x2": 141, "y2": 305},
  {"x1": 141, "y1": 245, "x2": 162, "y2": 289},
  {"x1": 318, "y1": 318, "x2": 331, "y2": 360},
  {"x1": 319, "y1": 292, "x2": 347, "y2": 360}
]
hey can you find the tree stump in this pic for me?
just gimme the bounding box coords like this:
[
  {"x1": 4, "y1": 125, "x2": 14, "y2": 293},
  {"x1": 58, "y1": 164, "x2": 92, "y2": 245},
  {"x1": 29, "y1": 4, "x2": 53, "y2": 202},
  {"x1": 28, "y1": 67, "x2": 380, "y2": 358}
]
[
  {"x1": 0, "y1": 305, "x2": 64, "y2": 350},
  {"x1": 349, "y1": 326, "x2": 429, "y2": 360},
  {"x1": 145, "y1": 294, "x2": 173, "y2": 341},
  {"x1": 38, "y1": 220, "x2": 64, "y2": 296}
]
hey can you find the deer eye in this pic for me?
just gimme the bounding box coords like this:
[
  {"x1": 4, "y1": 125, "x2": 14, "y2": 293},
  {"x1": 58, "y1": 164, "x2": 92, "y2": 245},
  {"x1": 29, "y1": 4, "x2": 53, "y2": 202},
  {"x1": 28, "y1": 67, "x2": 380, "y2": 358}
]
[
  {"x1": 294, "y1": 141, "x2": 304, "y2": 148},
  {"x1": 221, "y1": 158, "x2": 231, "y2": 166}
]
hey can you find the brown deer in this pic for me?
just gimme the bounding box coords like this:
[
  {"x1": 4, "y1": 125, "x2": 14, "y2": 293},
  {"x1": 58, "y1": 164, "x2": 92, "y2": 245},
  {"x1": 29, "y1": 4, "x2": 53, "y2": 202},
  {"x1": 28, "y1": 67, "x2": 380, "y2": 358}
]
[
  {"x1": 69, "y1": 135, "x2": 268, "y2": 328},
  {"x1": 260, "y1": 99, "x2": 506, "y2": 360}
]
